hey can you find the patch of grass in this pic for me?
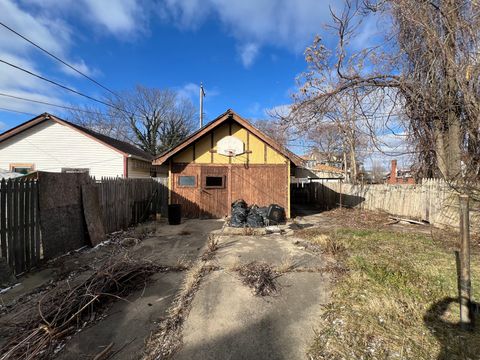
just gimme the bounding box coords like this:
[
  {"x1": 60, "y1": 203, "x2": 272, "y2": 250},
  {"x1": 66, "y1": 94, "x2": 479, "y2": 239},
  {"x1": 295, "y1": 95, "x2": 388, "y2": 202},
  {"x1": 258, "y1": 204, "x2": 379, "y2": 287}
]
[
  {"x1": 304, "y1": 228, "x2": 480, "y2": 360},
  {"x1": 276, "y1": 257, "x2": 297, "y2": 273},
  {"x1": 296, "y1": 229, "x2": 346, "y2": 255}
]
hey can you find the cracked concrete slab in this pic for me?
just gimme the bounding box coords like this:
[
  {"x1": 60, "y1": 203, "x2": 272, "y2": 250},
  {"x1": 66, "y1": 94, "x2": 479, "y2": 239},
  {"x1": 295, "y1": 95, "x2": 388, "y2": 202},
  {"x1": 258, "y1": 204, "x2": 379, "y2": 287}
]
[
  {"x1": 214, "y1": 234, "x2": 324, "y2": 269},
  {"x1": 130, "y1": 219, "x2": 224, "y2": 265},
  {"x1": 174, "y1": 270, "x2": 330, "y2": 360}
]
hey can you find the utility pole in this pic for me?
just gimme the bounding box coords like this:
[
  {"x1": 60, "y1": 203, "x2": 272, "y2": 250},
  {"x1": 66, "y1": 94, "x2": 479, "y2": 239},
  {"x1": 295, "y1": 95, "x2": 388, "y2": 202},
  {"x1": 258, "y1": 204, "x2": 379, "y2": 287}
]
[{"x1": 199, "y1": 83, "x2": 205, "y2": 128}]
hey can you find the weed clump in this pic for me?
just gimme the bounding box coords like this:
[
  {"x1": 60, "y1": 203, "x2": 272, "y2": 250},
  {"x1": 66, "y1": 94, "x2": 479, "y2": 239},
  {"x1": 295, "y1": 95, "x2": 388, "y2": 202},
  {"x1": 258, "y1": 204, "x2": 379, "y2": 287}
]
[
  {"x1": 202, "y1": 235, "x2": 219, "y2": 261},
  {"x1": 235, "y1": 261, "x2": 280, "y2": 296}
]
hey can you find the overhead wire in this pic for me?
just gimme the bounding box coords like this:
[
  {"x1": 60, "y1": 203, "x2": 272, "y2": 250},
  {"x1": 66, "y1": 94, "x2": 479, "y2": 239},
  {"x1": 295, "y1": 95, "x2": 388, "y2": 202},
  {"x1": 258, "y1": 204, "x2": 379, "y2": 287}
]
[
  {"x1": 0, "y1": 59, "x2": 131, "y2": 115},
  {"x1": 0, "y1": 106, "x2": 36, "y2": 117},
  {"x1": 0, "y1": 20, "x2": 119, "y2": 98},
  {"x1": 0, "y1": 92, "x2": 119, "y2": 119}
]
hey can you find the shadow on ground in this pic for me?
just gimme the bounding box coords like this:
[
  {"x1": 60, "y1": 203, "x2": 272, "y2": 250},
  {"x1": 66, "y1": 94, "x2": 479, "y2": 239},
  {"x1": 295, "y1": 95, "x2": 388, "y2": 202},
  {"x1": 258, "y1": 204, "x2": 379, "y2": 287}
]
[
  {"x1": 176, "y1": 313, "x2": 287, "y2": 360},
  {"x1": 424, "y1": 297, "x2": 480, "y2": 360}
]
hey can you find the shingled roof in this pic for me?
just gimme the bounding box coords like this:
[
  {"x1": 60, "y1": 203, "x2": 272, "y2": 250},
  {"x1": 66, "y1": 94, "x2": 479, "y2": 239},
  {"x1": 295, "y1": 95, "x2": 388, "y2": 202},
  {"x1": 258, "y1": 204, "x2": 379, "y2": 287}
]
[{"x1": 0, "y1": 113, "x2": 153, "y2": 161}]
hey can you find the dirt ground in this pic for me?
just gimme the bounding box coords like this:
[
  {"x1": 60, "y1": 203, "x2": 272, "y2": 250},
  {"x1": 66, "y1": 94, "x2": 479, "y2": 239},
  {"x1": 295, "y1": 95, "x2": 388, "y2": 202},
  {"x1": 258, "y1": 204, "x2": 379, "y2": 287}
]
[{"x1": 1, "y1": 207, "x2": 428, "y2": 359}]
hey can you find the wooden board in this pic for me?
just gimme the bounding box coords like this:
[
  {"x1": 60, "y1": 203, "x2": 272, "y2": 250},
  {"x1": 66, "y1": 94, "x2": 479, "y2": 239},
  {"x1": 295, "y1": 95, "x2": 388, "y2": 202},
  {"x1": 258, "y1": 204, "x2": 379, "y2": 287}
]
[
  {"x1": 82, "y1": 184, "x2": 106, "y2": 246},
  {"x1": 38, "y1": 172, "x2": 90, "y2": 259}
]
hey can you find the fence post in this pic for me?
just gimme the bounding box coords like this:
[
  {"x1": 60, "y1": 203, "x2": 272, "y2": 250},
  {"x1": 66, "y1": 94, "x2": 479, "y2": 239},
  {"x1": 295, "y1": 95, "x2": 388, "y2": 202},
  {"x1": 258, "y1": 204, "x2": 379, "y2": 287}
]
[{"x1": 458, "y1": 195, "x2": 472, "y2": 329}]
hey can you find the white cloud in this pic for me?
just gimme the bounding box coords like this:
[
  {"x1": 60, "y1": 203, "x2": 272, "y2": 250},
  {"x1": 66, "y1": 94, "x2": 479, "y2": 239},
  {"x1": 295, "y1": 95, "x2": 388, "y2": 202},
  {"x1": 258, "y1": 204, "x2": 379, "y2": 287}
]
[
  {"x1": 82, "y1": 0, "x2": 145, "y2": 36},
  {"x1": 159, "y1": 0, "x2": 342, "y2": 66},
  {"x1": 21, "y1": 0, "x2": 146, "y2": 37},
  {"x1": 177, "y1": 82, "x2": 220, "y2": 102},
  {"x1": 239, "y1": 43, "x2": 259, "y2": 68}
]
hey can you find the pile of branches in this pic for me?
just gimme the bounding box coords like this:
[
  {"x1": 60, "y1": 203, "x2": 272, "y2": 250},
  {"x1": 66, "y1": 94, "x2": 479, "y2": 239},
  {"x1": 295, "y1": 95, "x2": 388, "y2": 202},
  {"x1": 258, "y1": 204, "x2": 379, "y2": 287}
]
[
  {"x1": 0, "y1": 259, "x2": 159, "y2": 360},
  {"x1": 236, "y1": 262, "x2": 280, "y2": 296}
]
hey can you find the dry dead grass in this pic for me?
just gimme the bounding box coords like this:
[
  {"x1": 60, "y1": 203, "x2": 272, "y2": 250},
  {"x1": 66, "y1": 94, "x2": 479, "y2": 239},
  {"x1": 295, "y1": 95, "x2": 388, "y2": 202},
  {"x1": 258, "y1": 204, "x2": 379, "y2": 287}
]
[
  {"x1": 234, "y1": 262, "x2": 280, "y2": 296},
  {"x1": 201, "y1": 235, "x2": 219, "y2": 261},
  {"x1": 299, "y1": 227, "x2": 480, "y2": 360}
]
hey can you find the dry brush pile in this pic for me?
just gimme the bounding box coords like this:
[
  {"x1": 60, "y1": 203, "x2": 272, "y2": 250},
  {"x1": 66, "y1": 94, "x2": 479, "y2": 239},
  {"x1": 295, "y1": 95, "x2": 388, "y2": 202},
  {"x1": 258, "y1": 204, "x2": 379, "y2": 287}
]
[
  {"x1": 235, "y1": 262, "x2": 280, "y2": 296},
  {"x1": 0, "y1": 258, "x2": 170, "y2": 360}
]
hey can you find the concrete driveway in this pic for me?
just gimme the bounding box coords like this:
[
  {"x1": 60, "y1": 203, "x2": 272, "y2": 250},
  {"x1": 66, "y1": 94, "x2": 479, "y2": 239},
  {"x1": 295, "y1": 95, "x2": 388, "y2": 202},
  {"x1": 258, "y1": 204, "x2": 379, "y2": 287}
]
[{"x1": 174, "y1": 232, "x2": 331, "y2": 360}]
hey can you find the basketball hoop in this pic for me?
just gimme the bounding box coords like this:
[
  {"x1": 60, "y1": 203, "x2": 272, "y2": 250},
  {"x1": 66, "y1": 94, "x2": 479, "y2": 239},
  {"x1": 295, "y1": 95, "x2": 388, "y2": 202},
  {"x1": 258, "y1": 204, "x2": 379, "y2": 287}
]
[{"x1": 217, "y1": 136, "x2": 244, "y2": 157}]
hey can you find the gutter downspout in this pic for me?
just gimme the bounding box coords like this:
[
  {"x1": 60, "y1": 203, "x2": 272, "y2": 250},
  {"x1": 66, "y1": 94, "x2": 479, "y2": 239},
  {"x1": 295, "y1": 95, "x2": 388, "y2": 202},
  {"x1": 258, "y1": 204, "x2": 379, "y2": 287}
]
[{"x1": 123, "y1": 156, "x2": 128, "y2": 178}]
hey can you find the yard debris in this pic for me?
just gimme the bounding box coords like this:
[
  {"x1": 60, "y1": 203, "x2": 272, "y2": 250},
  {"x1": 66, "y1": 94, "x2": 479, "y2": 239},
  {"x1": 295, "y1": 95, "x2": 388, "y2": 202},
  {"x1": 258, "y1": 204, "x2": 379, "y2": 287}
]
[
  {"x1": 230, "y1": 199, "x2": 249, "y2": 227},
  {"x1": 246, "y1": 205, "x2": 265, "y2": 228},
  {"x1": 120, "y1": 237, "x2": 140, "y2": 247},
  {"x1": 229, "y1": 200, "x2": 285, "y2": 228},
  {"x1": 389, "y1": 216, "x2": 427, "y2": 226},
  {"x1": 319, "y1": 208, "x2": 391, "y2": 230},
  {"x1": 0, "y1": 258, "x2": 161, "y2": 360},
  {"x1": 235, "y1": 261, "x2": 280, "y2": 296}
]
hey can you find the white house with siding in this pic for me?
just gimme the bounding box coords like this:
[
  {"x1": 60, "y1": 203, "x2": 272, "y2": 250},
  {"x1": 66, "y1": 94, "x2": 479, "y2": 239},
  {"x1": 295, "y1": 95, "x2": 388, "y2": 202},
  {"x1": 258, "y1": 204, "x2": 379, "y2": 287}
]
[{"x1": 0, "y1": 113, "x2": 155, "y2": 179}]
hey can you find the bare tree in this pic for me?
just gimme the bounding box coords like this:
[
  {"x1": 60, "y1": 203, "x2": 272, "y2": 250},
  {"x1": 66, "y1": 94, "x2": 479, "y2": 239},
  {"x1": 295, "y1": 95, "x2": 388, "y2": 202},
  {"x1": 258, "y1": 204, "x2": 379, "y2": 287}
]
[
  {"x1": 69, "y1": 86, "x2": 196, "y2": 155},
  {"x1": 288, "y1": 86, "x2": 369, "y2": 183},
  {"x1": 371, "y1": 160, "x2": 386, "y2": 183},
  {"x1": 289, "y1": 0, "x2": 480, "y2": 196},
  {"x1": 254, "y1": 118, "x2": 292, "y2": 147}
]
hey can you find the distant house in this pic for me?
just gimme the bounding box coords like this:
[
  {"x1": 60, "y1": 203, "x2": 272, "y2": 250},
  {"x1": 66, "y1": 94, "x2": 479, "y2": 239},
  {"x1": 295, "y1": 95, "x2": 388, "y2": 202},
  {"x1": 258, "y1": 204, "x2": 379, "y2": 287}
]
[
  {"x1": 301, "y1": 150, "x2": 344, "y2": 170},
  {"x1": 0, "y1": 113, "x2": 156, "y2": 179},
  {"x1": 385, "y1": 160, "x2": 415, "y2": 185},
  {"x1": 312, "y1": 164, "x2": 344, "y2": 179},
  {"x1": 294, "y1": 163, "x2": 344, "y2": 183},
  {"x1": 153, "y1": 109, "x2": 303, "y2": 218},
  {"x1": 0, "y1": 169, "x2": 23, "y2": 179}
]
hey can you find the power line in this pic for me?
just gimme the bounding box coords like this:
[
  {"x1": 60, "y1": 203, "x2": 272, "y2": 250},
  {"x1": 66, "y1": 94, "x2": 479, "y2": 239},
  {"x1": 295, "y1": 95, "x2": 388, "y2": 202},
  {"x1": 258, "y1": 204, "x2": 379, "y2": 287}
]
[
  {"x1": 0, "y1": 58, "x2": 132, "y2": 116},
  {"x1": 0, "y1": 21, "x2": 119, "y2": 98},
  {"x1": 0, "y1": 92, "x2": 117, "y2": 118},
  {"x1": 0, "y1": 106, "x2": 36, "y2": 116}
]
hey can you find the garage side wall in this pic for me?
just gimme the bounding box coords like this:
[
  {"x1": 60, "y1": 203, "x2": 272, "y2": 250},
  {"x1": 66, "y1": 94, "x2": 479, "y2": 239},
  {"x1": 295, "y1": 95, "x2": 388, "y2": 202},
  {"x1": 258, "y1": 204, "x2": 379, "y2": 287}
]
[
  {"x1": 170, "y1": 120, "x2": 290, "y2": 218},
  {"x1": 230, "y1": 164, "x2": 288, "y2": 212}
]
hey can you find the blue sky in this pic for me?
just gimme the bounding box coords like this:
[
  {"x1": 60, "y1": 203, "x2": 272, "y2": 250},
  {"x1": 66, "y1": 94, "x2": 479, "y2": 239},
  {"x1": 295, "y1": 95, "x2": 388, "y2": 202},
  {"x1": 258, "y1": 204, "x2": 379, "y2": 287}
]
[
  {"x1": 0, "y1": 0, "x2": 341, "y2": 128},
  {"x1": 0, "y1": 0, "x2": 410, "y2": 169}
]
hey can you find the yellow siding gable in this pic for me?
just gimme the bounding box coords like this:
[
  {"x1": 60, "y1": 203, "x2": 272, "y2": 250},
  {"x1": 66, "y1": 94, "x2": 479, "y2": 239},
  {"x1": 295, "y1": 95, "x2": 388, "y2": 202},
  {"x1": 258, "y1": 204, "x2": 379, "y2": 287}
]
[{"x1": 172, "y1": 121, "x2": 287, "y2": 165}]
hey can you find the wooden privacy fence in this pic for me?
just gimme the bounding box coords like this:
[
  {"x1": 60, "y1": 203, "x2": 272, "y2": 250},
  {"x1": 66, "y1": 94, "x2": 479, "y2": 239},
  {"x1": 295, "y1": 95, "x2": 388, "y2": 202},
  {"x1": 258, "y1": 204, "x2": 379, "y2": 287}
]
[
  {"x1": 0, "y1": 178, "x2": 41, "y2": 276},
  {"x1": 292, "y1": 178, "x2": 479, "y2": 231},
  {"x1": 1, "y1": 175, "x2": 168, "y2": 276},
  {"x1": 95, "y1": 177, "x2": 168, "y2": 234}
]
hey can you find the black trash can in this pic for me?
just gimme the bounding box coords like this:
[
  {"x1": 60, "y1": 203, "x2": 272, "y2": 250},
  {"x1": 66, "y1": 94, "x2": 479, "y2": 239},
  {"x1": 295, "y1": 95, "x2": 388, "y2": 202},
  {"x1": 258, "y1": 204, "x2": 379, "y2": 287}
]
[{"x1": 168, "y1": 204, "x2": 181, "y2": 225}]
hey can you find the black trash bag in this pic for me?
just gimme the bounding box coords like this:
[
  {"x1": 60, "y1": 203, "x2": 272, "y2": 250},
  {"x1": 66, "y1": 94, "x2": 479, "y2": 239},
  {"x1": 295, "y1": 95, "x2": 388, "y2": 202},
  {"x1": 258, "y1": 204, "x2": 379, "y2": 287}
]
[
  {"x1": 246, "y1": 205, "x2": 264, "y2": 228},
  {"x1": 230, "y1": 200, "x2": 249, "y2": 227},
  {"x1": 267, "y1": 204, "x2": 286, "y2": 225},
  {"x1": 257, "y1": 206, "x2": 269, "y2": 226},
  {"x1": 232, "y1": 199, "x2": 248, "y2": 209}
]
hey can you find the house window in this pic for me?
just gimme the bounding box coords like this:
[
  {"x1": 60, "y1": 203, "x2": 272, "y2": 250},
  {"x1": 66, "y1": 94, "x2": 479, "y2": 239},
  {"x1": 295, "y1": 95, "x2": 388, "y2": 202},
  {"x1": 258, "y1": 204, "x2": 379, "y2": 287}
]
[
  {"x1": 205, "y1": 176, "x2": 225, "y2": 189},
  {"x1": 10, "y1": 163, "x2": 34, "y2": 175},
  {"x1": 178, "y1": 175, "x2": 196, "y2": 187},
  {"x1": 62, "y1": 168, "x2": 90, "y2": 174}
]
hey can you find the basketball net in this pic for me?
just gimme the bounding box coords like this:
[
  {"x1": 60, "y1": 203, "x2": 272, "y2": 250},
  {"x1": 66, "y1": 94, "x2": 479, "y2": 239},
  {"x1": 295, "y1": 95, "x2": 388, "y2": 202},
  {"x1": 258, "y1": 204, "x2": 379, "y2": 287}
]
[{"x1": 226, "y1": 149, "x2": 236, "y2": 158}]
